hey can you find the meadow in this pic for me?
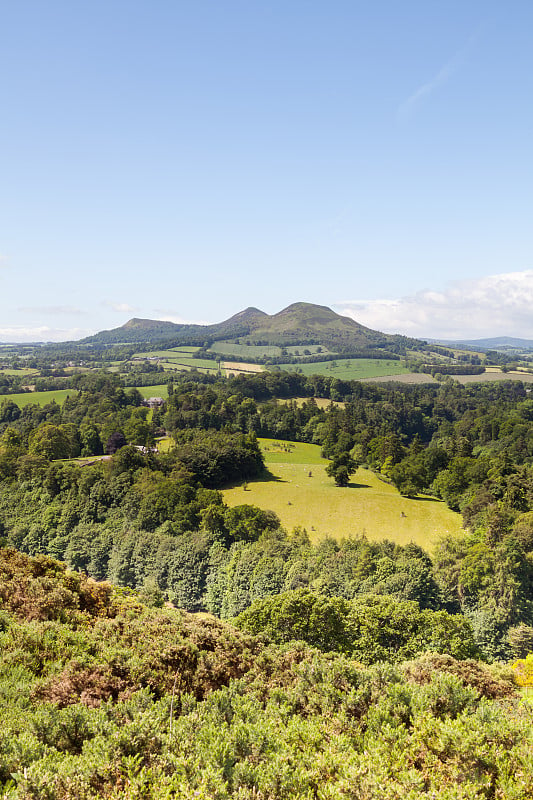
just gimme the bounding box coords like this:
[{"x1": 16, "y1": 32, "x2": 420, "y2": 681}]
[
  {"x1": 129, "y1": 347, "x2": 222, "y2": 374},
  {"x1": 134, "y1": 384, "x2": 169, "y2": 399},
  {"x1": 2, "y1": 388, "x2": 75, "y2": 407},
  {"x1": 209, "y1": 341, "x2": 334, "y2": 358},
  {"x1": 158, "y1": 357, "x2": 221, "y2": 373},
  {"x1": 0, "y1": 367, "x2": 39, "y2": 377},
  {"x1": 1, "y1": 385, "x2": 171, "y2": 407},
  {"x1": 223, "y1": 438, "x2": 463, "y2": 549},
  {"x1": 133, "y1": 346, "x2": 200, "y2": 358},
  {"x1": 274, "y1": 358, "x2": 409, "y2": 380}
]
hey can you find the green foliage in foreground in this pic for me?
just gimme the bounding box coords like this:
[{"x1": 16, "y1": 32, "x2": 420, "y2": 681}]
[
  {"x1": 0, "y1": 549, "x2": 531, "y2": 800},
  {"x1": 234, "y1": 589, "x2": 479, "y2": 662}
]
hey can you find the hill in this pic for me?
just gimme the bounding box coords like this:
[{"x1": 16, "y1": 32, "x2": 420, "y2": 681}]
[{"x1": 78, "y1": 301, "x2": 422, "y2": 354}]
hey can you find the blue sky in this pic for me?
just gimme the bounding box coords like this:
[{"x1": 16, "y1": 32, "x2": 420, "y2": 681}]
[{"x1": 1, "y1": 1, "x2": 533, "y2": 342}]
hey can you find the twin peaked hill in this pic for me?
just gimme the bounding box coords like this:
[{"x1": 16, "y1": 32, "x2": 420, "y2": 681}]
[{"x1": 81, "y1": 302, "x2": 421, "y2": 354}]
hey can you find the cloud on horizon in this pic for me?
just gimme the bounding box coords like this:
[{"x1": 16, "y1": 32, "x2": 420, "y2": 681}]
[
  {"x1": 102, "y1": 302, "x2": 139, "y2": 313},
  {"x1": 153, "y1": 309, "x2": 213, "y2": 326},
  {"x1": 0, "y1": 326, "x2": 96, "y2": 343},
  {"x1": 335, "y1": 271, "x2": 533, "y2": 341}
]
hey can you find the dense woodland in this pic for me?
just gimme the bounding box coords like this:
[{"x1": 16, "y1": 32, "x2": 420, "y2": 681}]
[{"x1": 1, "y1": 368, "x2": 533, "y2": 796}]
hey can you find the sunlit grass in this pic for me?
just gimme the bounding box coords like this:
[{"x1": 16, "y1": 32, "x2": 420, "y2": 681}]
[{"x1": 223, "y1": 438, "x2": 463, "y2": 550}]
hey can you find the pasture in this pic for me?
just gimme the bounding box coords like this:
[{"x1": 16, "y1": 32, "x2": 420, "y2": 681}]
[
  {"x1": 158, "y1": 357, "x2": 220, "y2": 372},
  {"x1": 209, "y1": 341, "x2": 334, "y2": 358},
  {"x1": 274, "y1": 358, "x2": 409, "y2": 380},
  {"x1": 223, "y1": 438, "x2": 463, "y2": 550},
  {"x1": 1, "y1": 389, "x2": 75, "y2": 407},
  {"x1": 209, "y1": 341, "x2": 281, "y2": 358},
  {"x1": 0, "y1": 368, "x2": 39, "y2": 377},
  {"x1": 133, "y1": 347, "x2": 200, "y2": 359},
  {"x1": 2, "y1": 385, "x2": 171, "y2": 408}
]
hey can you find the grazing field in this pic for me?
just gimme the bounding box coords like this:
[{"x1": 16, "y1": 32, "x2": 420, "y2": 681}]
[
  {"x1": 3, "y1": 385, "x2": 171, "y2": 407},
  {"x1": 209, "y1": 341, "x2": 282, "y2": 357},
  {"x1": 133, "y1": 347, "x2": 200, "y2": 359},
  {"x1": 2, "y1": 389, "x2": 75, "y2": 407},
  {"x1": 0, "y1": 367, "x2": 39, "y2": 377},
  {"x1": 157, "y1": 357, "x2": 220, "y2": 371},
  {"x1": 209, "y1": 341, "x2": 334, "y2": 358},
  {"x1": 274, "y1": 358, "x2": 408, "y2": 380},
  {"x1": 223, "y1": 438, "x2": 463, "y2": 550}
]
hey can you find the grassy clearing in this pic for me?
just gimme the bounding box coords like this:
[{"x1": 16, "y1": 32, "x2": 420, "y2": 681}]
[
  {"x1": 134, "y1": 385, "x2": 169, "y2": 399},
  {"x1": 274, "y1": 359, "x2": 408, "y2": 380},
  {"x1": 223, "y1": 438, "x2": 463, "y2": 550},
  {"x1": 275, "y1": 397, "x2": 345, "y2": 409},
  {"x1": 156, "y1": 435, "x2": 174, "y2": 452}
]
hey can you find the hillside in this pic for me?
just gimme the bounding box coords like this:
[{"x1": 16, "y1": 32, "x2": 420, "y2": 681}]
[
  {"x1": 0, "y1": 547, "x2": 530, "y2": 799},
  {"x1": 78, "y1": 301, "x2": 421, "y2": 354}
]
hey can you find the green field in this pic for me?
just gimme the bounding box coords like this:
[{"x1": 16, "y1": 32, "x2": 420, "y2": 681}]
[
  {"x1": 223, "y1": 438, "x2": 463, "y2": 549},
  {"x1": 209, "y1": 341, "x2": 282, "y2": 357},
  {"x1": 2, "y1": 385, "x2": 171, "y2": 408},
  {"x1": 209, "y1": 341, "x2": 334, "y2": 358},
  {"x1": 274, "y1": 358, "x2": 408, "y2": 380},
  {"x1": 0, "y1": 368, "x2": 39, "y2": 377},
  {"x1": 134, "y1": 385, "x2": 169, "y2": 399},
  {"x1": 1, "y1": 389, "x2": 75, "y2": 407},
  {"x1": 133, "y1": 347, "x2": 200, "y2": 359},
  {"x1": 159, "y1": 359, "x2": 221, "y2": 374}
]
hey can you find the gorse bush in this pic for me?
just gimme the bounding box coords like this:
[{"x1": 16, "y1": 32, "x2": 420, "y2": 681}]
[{"x1": 0, "y1": 550, "x2": 532, "y2": 799}]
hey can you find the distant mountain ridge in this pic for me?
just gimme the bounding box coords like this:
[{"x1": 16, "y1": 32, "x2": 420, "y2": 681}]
[
  {"x1": 79, "y1": 301, "x2": 420, "y2": 353},
  {"x1": 433, "y1": 336, "x2": 533, "y2": 351}
]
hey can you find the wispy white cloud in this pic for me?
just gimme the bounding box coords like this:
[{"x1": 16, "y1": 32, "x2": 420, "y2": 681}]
[
  {"x1": 153, "y1": 309, "x2": 213, "y2": 326},
  {"x1": 103, "y1": 302, "x2": 139, "y2": 313},
  {"x1": 335, "y1": 271, "x2": 533, "y2": 340},
  {"x1": 397, "y1": 29, "x2": 479, "y2": 122},
  {"x1": 0, "y1": 326, "x2": 95, "y2": 343}
]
